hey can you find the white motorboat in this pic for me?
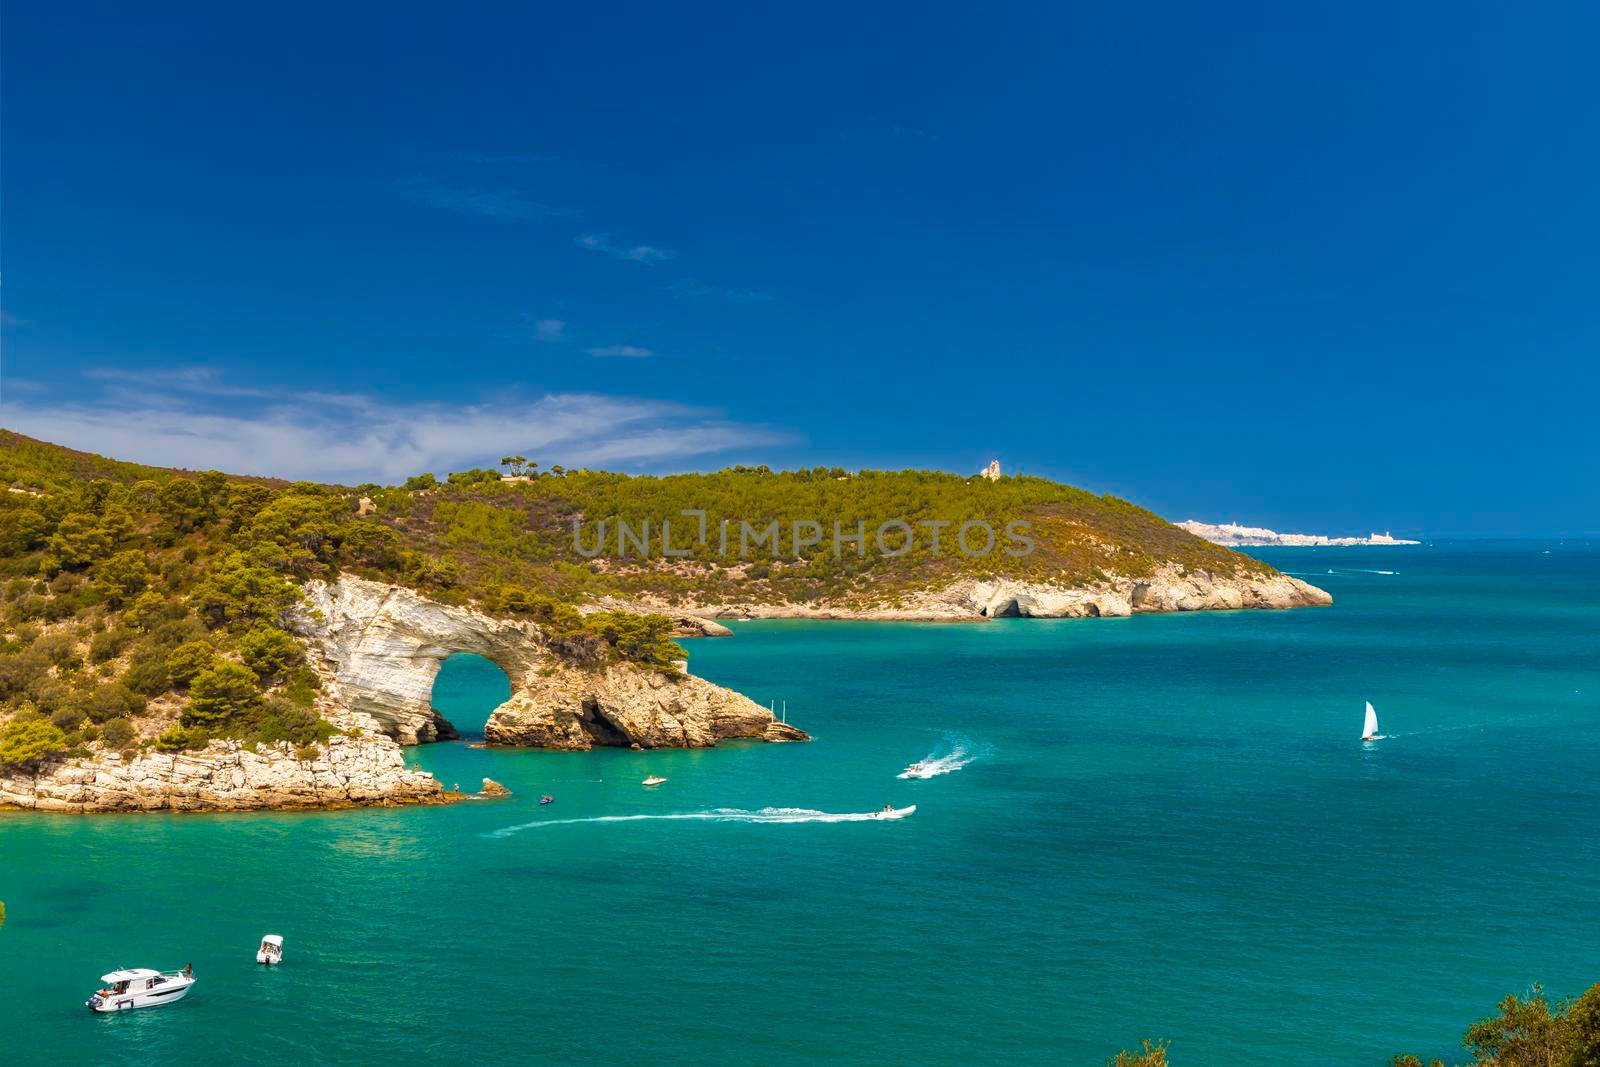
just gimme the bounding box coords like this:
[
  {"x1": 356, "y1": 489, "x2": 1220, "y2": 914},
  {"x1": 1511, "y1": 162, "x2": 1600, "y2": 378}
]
[
  {"x1": 642, "y1": 775, "x2": 667, "y2": 787},
  {"x1": 899, "y1": 763, "x2": 932, "y2": 779},
  {"x1": 256, "y1": 934, "x2": 284, "y2": 965},
  {"x1": 86, "y1": 967, "x2": 195, "y2": 1012},
  {"x1": 1362, "y1": 701, "x2": 1383, "y2": 742},
  {"x1": 871, "y1": 805, "x2": 916, "y2": 820}
]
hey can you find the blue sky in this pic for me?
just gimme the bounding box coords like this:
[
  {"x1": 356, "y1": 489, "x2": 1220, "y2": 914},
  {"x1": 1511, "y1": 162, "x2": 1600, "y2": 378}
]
[{"x1": 2, "y1": 1, "x2": 1596, "y2": 536}]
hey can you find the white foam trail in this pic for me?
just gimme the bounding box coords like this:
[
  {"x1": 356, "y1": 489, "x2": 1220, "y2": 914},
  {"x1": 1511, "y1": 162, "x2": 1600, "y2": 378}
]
[
  {"x1": 486, "y1": 806, "x2": 914, "y2": 838},
  {"x1": 1330, "y1": 568, "x2": 1397, "y2": 575},
  {"x1": 898, "y1": 738, "x2": 989, "y2": 779}
]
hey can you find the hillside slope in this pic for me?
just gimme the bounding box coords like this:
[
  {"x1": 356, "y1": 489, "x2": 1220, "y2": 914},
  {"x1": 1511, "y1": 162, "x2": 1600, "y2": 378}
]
[{"x1": 0, "y1": 430, "x2": 1326, "y2": 784}]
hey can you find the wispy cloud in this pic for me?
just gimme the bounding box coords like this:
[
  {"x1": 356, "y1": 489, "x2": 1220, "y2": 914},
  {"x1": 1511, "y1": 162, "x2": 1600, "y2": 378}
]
[
  {"x1": 588, "y1": 345, "x2": 655, "y2": 358},
  {"x1": 534, "y1": 318, "x2": 566, "y2": 342},
  {"x1": 666, "y1": 279, "x2": 773, "y2": 304},
  {"x1": 83, "y1": 365, "x2": 276, "y2": 399},
  {"x1": 400, "y1": 178, "x2": 578, "y2": 222},
  {"x1": 1, "y1": 373, "x2": 789, "y2": 483},
  {"x1": 577, "y1": 233, "x2": 674, "y2": 263}
]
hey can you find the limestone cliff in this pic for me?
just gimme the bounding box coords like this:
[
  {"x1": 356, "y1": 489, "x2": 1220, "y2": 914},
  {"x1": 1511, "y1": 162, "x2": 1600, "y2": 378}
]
[
  {"x1": 292, "y1": 576, "x2": 807, "y2": 749},
  {"x1": 645, "y1": 564, "x2": 1331, "y2": 623},
  {"x1": 0, "y1": 727, "x2": 444, "y2": 813},
  {"x1": 484, "y1": 662, "x2": 807, "y2": 750}
]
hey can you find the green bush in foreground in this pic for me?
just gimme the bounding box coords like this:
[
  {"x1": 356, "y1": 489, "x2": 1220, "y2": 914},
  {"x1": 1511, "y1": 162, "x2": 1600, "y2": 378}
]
[
  {"x1": 0, "y1": 718, "x2": 69, "y2": 768},
  {"x1": 1102, "y1": 981, "x2": 1600, "y2": 1066}
]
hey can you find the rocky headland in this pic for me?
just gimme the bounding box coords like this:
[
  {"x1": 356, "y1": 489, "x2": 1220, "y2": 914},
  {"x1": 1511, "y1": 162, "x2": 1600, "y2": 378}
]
[
  {"x1": 1178, "y1": 520, "x2": 1420, "y2": 547},
  {"x1": 0, "y1": 712, "x2": 446, "y2": 813},
  {"x1": 292, "y1": 576, "x2": 807, "y2": 749},
  {"x1": 618, "y1": 564, "x2": 1331, "y2": 625}
]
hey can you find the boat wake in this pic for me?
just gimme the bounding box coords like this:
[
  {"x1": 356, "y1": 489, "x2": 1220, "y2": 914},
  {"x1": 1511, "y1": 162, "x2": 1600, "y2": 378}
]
[
  {"x1": 898, "y1": 738, "x2": 988, "y2": 779},
  {"x1": 486, "y1": 806, "x2": 915, "y2": 838}
]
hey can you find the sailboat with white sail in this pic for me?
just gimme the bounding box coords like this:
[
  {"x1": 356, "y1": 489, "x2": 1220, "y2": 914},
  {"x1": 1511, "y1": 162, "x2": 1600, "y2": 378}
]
[{"x1": 1361, "y1": 701, "x2": 1383, "y2": 742}]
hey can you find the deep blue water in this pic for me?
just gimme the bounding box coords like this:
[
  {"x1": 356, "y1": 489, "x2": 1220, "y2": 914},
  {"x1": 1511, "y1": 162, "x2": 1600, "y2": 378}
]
[{"x1": 2, "y1": 541, "x2": 1596, "y2": 1065}]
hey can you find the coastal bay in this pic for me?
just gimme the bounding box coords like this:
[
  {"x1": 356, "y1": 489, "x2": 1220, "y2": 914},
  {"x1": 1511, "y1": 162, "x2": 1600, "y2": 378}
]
[{"x1": 3, "y1": 541, "x2": 1595, "y2": 1065}]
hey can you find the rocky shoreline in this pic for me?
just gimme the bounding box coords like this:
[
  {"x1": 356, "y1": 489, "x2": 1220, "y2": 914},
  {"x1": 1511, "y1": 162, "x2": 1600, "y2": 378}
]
[
  {"x1": 0, "y1": 726, "x2": 447, "y2": 814},
  {"x1": 2, "y1": 566, "x2": 1322, "y2": 814},
  {"x1": 648, "y1": 564, "x2": 1332, "y2": 625}
]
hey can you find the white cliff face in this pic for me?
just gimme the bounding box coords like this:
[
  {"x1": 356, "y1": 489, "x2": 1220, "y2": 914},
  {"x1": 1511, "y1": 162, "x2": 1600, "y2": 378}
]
[
  {"x1": 0, "y1": 731, "x2": 443, "y2": 813},
  {"x1": 669, "y1": 564, "x2": 1330, "y2": 622},
  {"x1": 1177, "y1": 520, "x2": 1420, "y2": 547},
  {"x1": 292, "y1": 576, "x2": 805, "y2": 749},
  {"x1": 484, "y1": 662, "x2": 807, "y2": 750},
  {"x1": 947, "y1": 565, "x2": 1331, "y2": 618},
  {"x1": 293, "y1": 577, "x2": 549, "y2": 744}
]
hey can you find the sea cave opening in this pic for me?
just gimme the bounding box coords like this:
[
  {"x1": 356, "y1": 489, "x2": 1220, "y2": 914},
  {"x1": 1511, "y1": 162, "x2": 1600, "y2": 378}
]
[{"x1": 429, "y1": 653, "x2": 512, "y2": 740}]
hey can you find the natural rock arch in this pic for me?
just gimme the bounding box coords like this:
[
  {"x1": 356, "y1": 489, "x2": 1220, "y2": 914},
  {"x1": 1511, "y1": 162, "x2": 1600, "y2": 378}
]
[
  {"x1": 293, "y1": 577, "x2": 807, "y2": 750},
  {"x1": 429, "y1": 653, "x2": 512, "y2": 739}
]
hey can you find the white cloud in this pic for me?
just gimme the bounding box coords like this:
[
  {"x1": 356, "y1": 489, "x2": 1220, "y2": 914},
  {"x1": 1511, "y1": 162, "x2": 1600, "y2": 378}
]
[
  {"x1": 1, "y1": 375, "x2": 789, "y2": 484},
  {"x1": 588, "y1": 345, "x2": 654, "y2": 358},
  {"x1": 577, "y1": 233, "x2": 674, "y2": 263},
  {"x1": 534, "y1": 318, "x2": 566, "y2": 342}
]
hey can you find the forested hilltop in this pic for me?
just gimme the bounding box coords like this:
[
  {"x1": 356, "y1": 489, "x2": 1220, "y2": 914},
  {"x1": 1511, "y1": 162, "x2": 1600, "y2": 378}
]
[{"x1": 0, "y1": 430, "x2": 1281, "y2": 769}]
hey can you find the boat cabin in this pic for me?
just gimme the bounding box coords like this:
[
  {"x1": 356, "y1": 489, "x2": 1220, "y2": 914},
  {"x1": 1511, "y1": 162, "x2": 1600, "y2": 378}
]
[
  {"x1": 257, "y1": 934, "x2": 284, "y2": 964},
  {"x1": 97, "y1": 968, "x2": 166, "y2": 995}
]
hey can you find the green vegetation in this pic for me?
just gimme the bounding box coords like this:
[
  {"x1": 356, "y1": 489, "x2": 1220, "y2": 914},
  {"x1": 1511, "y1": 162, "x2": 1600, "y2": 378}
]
[
  {"x1": 0, "y1": 718, "x2": 70, "y2": 768},
  {"x1": 1107, "y1": 1039, "x2": 1169, "y2": 1066},
  {"x1": 1391, "y1": 981, "x2": 1600, "y2": 1067},
  {"x1": 1102, "y1": 981, "x2": 1600, "y2": 1066},
  {"x1": 0, "y1": 429, "x2": 1276, "y2": 768}
]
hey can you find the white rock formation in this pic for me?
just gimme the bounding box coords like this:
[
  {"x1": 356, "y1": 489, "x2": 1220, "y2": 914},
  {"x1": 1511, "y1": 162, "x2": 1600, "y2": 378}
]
[
  {"x1": 1177, "y1": 521, "x2": 1420, "y2": 547},
  {"x1": 666, "y1": 563, "x2": 1330, "y2": 622},
  {"x1": 485, "y1": 662, "x2": 807, "y2": 750},
  {"x1": 291, "y1": 576, "x2": 804, "y2": 749},
  {"x1": 0, "y1": 730, "x2": 443, "y2": 813}
]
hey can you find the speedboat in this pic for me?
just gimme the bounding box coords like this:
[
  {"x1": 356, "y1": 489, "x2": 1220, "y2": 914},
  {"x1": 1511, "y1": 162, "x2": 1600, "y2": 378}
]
[
  {"x1": 87, "y1": 967, "x2": 195, "y2": 1012},
  {"x1": 256, "y1": 935, "x2": 283, "y2": 965},
  {"x1": 871, "y1": 805, "x2": 916, "y2": 820},
  {"x1": 899, "y1": 763, "x2": 932, "y2": 779},
  {"x1": 539, "y1": 795, "x2": 554, "y2": 805},
  {"x1": 642, "y1": 776, "x2": 667, "y2": 787}
]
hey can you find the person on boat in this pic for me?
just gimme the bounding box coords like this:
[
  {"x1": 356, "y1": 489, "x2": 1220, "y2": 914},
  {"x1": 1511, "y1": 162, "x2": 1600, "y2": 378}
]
[
  {"x1": 882, "y1": 804, "x2": 894, "y2": 814},
  {"x1": 182, "y1": 964, "x2": 192, "y2": 978}
]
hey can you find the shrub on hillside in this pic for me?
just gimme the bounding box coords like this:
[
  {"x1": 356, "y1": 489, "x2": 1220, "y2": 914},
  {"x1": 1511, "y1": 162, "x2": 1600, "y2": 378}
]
[
  {"x1": 183, "y1": 662, "x2": 262, "y2": 728},
  {"x1": 254, "y1": 698, "x2": 336, "y2": 747},
  {"x1": 153, "y1": 724, "x2": 209, "y2": 752},
  {"x1": 77, "y1": 682, "x2": 145, "y2": 724},
  {"x1": 239, "y1": 626, "x2": 302, "y2": 684},
  {"x1": 100, "y1": 717, "x2": 136, "y2": 750},
  {"x1": 122, "y1": 644, "x2": 172, "y2": 696},
  {"x1": 166, "y1": 641, "x2": 216, "y2": 687},
  {"x1": 0, "y1": 718, "x2": 69, "y2": 768}
]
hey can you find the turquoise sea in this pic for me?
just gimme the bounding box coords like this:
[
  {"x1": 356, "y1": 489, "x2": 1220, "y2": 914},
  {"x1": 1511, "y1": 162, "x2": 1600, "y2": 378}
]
[{"x1": 3, "y1": 542, "x2": 1597, "y2": 1065}]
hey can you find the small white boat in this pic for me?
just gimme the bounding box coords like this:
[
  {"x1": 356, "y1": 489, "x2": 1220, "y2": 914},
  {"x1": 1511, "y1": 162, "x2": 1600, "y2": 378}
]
[
  {"x1": 871, "y1": 805, "x2": 916, "y2": 820},
  {"x1": 642, "y1": 776, "x2": 667, "y2": 787},
  {"x1": 1362, "y1": 701, "x2": 1383, "y2": 742},
  {"x1": 899, "y1": 763, "x2": 932, "y2": 780},
  {"x1": 86, "y1": 967, "x2": 195, "y2": 1012},
  {"x1": 256, "y1": 934, "x2": 284, "y2": 965}
]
